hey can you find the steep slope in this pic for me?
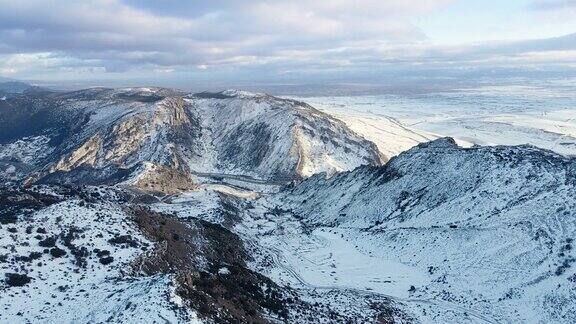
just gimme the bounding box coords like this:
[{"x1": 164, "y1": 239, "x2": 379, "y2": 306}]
[
  {"x1": 271, "y1": 138, "x2": 576, "y2": 322},
  {"x1": 0, "y1": 88, "x2": 382, "y2": 189},
  {"x1": 0, "y1": 87, "x2": 194, "y2": 185}
]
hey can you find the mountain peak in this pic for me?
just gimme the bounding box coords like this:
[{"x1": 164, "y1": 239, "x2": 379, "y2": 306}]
[{"x1": 220, "y1": 89, "x2": 265, "y2": 98}]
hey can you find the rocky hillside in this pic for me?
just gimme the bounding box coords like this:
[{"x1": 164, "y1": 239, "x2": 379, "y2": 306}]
[
  {"x1": 0, "y1": 183, "x2": 415, "y2": 323},
  {"x1": 0, "y1": 88, "x2": 382, "y2": 190},
  {"x1": 272, "y1": 138, "x2": 576, "y2": 322}
]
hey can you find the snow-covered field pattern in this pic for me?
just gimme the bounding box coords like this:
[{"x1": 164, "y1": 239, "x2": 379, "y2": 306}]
[
  {"x1": 1, "y1": 85, "x2": 575, "y2": 323},
  {"x1": 295, "y1": 83, "x2": 576, "y2": 158}
]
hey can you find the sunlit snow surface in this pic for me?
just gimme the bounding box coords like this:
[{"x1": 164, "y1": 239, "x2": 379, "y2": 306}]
[
  {"x1": 0, "y1": 191, "x2": 189, "y2": 323},
  {"x1": 293, "y1": 81, "x2": 576, "y2": 156}
]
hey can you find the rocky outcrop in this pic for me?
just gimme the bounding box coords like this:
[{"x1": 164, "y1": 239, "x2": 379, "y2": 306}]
[{"x1": 53, "y1": 134, "x2": 102, "y2": 172}]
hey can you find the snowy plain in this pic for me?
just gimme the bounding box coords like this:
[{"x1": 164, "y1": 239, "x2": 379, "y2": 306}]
[{"x1": 292, "y1": 81, "x2": 576, "y2": 157}]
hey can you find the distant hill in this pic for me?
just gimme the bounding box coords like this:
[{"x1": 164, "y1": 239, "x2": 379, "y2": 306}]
[{"x1": 0, "y1": 81, "x2": 35, "y2": 94}]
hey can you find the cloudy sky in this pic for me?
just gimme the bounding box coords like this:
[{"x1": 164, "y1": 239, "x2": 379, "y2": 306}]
[{"x1": 0, "y1": 0, "x2": 575, "y2": 89}]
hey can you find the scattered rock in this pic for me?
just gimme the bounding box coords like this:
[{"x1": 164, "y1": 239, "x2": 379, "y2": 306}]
[
  {"x1": 5, "y1": 273, "x2": 32, "y2": 287},
  {"x1": 50, "y1": 247, "x2": 67, "y2": 258},
  {"x1": 99, "y1": 256, "x2": 114, "y2": 265}
]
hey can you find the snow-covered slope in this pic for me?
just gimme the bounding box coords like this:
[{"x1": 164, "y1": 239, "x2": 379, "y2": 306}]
[
  {"x1": 191, "y1": 90, "x2": 383, "y2": 179},
  {"x1": 0, "y1": 185, "x2": 191, "y2": 323},
  {"x1": 271, "y1": 138, "x2": 576, "y2": 322},
  {"x1": 0, "y1": 88, "x2": 382, "y2": 189},
  {"x1": 1, "y1": 184, "x2": 414, "y2": 323}
]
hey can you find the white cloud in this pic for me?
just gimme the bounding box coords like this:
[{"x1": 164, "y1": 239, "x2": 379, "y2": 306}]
[
  {"x1": 0, "y1": 0, "x2": 450, "y2": 70},
  {"x1": 0, "y1": 0, "x2": 574, "y2": 83},
  {"x1": 0, "y1": 67, "x2": 17, "y2": 74}
]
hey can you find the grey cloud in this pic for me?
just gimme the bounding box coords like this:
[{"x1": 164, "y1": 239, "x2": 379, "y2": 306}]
[
  {"x1": 530, "y1": 0, "x2": 576, "y2": 10},
  {"x1": 0, "y1": 0, "x2": 574, "y2": 83},
  {"x1": 0, "y1": 0, "x2": 427, "y2": 79}
]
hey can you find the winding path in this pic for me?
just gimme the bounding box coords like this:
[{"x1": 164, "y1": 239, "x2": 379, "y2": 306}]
[{"x1": 261, "y1": 229, "x2": 500, "y2": 324}]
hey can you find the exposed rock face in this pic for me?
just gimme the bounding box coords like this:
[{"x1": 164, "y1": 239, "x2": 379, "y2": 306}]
[
  {"x1": 53, "y1": 134, "x2": 102, "y2": 172},
  {"x1": 127, "y1": 162, "x2": 197, "y2": 194},
  {"x1": 0, "y1": 88, "x2": 382, "y2": 190},
  {"x1": 104, "y1": 114, "x2": 150, "y2": 163}
]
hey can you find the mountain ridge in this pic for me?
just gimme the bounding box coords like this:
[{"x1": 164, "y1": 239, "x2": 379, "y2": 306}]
[
  {"x1": 267, "y1": 137, "x2": 576, "y2": 322},
  {"x1": 0, "y1": 87, "x2": 383, "y2": 190}
]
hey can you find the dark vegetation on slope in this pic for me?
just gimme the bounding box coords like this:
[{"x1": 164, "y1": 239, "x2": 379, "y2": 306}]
[
  {"x1": 129, "y1": 206, "x2": 403, "y2": 323},
  {"x1": 0, "y1": 185, "x2": 62, "y2": 224},
  {"x1": 130, "y1": 207, "x2": 297, "y2": 323}
]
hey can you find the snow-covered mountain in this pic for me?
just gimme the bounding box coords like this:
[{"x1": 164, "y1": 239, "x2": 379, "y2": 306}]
[
  {"x1": 270, "y1": 138, "x2": 576, "y2": 322},
  {"x1": 1, "y1": 183, "x2": 418, "y2": 323},
  {"x1": 0, "y1": 88, "x2": 382, "y2": 189},
  {"x1": 2, "y1": 86, "x2": 576, "y2": 323},
  {"x1": 0, "y1": 81, "x2": 35, "y2": 94}
]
